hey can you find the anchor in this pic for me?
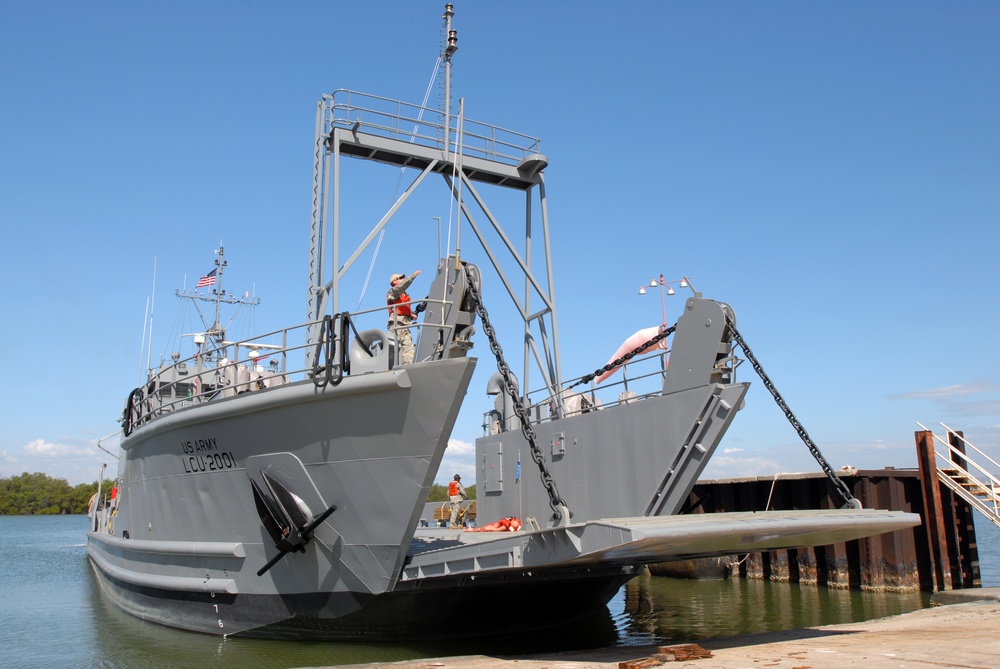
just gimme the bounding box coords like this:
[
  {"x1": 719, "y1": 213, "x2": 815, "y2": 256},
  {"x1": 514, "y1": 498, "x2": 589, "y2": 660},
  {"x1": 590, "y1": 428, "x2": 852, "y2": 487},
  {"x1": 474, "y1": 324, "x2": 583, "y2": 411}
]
[{"x1": 249, "y1": 471, "x2": 337, "y2": 576}]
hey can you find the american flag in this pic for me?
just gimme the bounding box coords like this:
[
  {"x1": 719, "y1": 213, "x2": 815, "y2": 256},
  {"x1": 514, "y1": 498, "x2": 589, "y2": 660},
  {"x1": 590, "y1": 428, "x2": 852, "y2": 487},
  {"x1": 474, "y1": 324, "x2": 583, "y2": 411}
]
[{"x1": 195, "y1": 269, "x2": 217, "y2": 288}]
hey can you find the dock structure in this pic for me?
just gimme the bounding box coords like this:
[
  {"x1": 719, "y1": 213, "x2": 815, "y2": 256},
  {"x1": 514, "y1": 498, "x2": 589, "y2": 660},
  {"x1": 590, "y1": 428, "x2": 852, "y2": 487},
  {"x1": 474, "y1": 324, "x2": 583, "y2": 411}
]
[
  {"x1": 667, "y1": 428, "x2": 988, "y2": 593},
  {"x1": 328, "y1": 598, "x2": 1000, "y2": 669}
]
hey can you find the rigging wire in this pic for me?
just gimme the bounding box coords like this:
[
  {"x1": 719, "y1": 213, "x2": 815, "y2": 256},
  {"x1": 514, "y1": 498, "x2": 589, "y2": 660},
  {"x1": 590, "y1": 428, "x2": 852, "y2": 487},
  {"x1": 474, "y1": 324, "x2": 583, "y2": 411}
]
[{"x1": 356, "y1": 57, "x2": 443, "y2": 310}]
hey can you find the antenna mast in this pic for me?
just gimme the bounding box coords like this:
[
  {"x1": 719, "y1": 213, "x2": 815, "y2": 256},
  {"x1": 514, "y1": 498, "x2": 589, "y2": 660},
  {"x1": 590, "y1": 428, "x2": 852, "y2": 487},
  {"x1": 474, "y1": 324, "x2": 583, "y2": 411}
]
[
  {"x1": 442, "y1": 3, "x2": 458, "y2": 162},
  {"x1": 175, "y1": 246, "x2": 260, "y2": 347}
]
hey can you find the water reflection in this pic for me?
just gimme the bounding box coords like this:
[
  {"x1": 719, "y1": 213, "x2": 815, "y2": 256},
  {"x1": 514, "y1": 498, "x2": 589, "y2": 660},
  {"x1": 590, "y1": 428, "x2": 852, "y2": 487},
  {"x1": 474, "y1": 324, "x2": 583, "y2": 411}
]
[{"x1": 613, "y1": 571, "x2": 930, "y2": 645}]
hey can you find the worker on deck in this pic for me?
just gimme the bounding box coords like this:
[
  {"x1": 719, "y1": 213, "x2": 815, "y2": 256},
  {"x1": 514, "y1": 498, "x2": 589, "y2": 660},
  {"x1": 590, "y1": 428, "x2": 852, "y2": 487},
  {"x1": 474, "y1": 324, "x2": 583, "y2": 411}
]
[
  {"x1": 448, "y1": 474, "x2": 469, "y2": 528},
  {"x1": 387, "y1": 270, "x2": 421, "y2": 365}
]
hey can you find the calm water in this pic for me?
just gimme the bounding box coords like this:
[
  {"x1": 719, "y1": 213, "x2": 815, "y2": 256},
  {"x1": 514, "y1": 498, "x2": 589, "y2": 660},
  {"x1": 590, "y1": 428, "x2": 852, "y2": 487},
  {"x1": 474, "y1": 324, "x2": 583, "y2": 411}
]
[{"x1": 1, "y1": 515, "x2": 996, "y2": 668}]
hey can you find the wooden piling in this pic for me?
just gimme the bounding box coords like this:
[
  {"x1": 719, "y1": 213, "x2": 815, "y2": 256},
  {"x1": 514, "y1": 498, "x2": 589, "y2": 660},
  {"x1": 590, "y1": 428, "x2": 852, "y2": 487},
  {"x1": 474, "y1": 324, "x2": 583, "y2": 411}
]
[
  {"x1": 915, "y1": 429, "x2": 953, "y2": 591},
  {"x1": 947, "y1": 430, "x2": 982, "y2": 588}
]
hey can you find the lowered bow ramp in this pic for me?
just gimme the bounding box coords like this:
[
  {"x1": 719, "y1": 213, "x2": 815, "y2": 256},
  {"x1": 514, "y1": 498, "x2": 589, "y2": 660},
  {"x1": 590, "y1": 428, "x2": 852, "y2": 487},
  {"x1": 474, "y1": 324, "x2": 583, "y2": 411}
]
[{"x1": 400, "y1": 509, "x2": 920, "y2": 581}]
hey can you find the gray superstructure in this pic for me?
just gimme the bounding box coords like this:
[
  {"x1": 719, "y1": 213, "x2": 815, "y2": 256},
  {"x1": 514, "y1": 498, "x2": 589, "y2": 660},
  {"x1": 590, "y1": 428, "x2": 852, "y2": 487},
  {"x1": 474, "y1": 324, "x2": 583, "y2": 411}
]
[{"x1": 87, "y1": 4, "x2": 919, "y2": 640}]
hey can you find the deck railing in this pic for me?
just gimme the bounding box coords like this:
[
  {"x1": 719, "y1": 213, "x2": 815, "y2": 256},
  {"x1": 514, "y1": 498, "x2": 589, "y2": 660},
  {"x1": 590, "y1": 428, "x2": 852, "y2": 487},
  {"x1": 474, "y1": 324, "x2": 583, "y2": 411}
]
[
  {"x1": 124, "y1": 298, "x2": 458, "y2": 433},
  {"x1": 483, "y1": 351, "x2": 671, "y2": 435},
  {"x1": 325, "y1": 89, "x2": 543, "y2": 167}
]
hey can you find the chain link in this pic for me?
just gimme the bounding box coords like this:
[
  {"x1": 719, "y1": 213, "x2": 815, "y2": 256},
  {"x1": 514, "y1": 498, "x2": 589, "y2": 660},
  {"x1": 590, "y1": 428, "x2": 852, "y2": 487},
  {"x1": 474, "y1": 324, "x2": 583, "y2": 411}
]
[
  {"x1": 571, "y1": 325, "x2": 676, "y2": 390},
  {"x1": 463, "y1": 264, "x2": 569, "y2": 522},
  {"x1": 725, "y1": 315, "x2": 859, "y2": 509}
]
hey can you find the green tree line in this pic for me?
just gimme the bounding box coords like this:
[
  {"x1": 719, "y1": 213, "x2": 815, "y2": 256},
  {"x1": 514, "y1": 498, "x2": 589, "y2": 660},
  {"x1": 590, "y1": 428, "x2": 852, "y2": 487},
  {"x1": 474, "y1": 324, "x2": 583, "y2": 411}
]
[
  {"x1": 0, "y1": 473, "x2": 469, "y2": 514},
  {"x1": 0, "y1": 473, "x2": 98, "y2": 515},
  {"x1": 427, "y1": 482, "x2": 476, "y2": 502}
]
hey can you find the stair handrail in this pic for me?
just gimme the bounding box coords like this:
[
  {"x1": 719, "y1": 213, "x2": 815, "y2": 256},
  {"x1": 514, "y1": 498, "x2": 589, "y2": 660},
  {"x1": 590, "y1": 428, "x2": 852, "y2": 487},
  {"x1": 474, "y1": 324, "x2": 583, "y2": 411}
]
[
  {"x1": 940, "y1": 422, "x2": 1000, "y2": 472},
  {"x1": 918, "y1": 422, "x2": 1000, "y2": 520},
  {"x1": 938, "y1": 464, "x2": 999, "y2": 510},
  {"x1": 917, "y1": 422, "x2": 1000, "y2": 488},
  {"x1": 936, "y1": 472, "x2": 1000, "y2": 527},
  {"x1": 930, "y1": 431, "x2": 1000, "y2": 493}
]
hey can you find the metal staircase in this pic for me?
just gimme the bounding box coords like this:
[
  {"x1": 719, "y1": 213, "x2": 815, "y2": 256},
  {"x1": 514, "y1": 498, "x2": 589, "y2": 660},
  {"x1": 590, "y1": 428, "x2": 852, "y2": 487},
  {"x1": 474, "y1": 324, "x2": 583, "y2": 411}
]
[{"x1": 919, "y1": 422, "x2": 1000, "y2": 528}]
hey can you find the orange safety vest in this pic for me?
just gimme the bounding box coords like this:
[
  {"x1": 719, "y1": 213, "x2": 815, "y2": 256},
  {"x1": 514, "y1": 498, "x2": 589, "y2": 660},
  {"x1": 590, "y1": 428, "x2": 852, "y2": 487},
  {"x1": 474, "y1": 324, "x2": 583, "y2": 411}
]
[
  {"x1": 449, "y1": 481, "x2": 461, "y2": 496},
  {"x1": 387, "y1": 292, "x2": 413, "y2": 319}
]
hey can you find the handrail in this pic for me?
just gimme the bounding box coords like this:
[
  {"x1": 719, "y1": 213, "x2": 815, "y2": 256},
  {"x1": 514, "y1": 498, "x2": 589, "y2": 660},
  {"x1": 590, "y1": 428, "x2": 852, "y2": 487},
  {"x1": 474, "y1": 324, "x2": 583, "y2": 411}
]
[
  {"x1": 940, "y1": 441, "x2": 1000, "y2": 491},
  {"x1": 917, "y1": 422, "x2": 1000, "y2": 491},
  {"x1": 130, "y1": 297, "x2": 454, "y2": 429},
  {"x1": 918, "y1": 422, "x2": 1000, "y2": 525},
  {"x1": 938, "y1": 465, "x2": 999, "y2": 508},
  {"x1": 325, "y1": 89, "x2": 543, "y2": 167},
  {"x1": 483, "y1": 350, "x2": 670, "y2": 435},
  {"x1": 940, "y1": 422, "x2": 1000, "y2": 471},
  {"x1": 936, "y1": 470, "x2": 1000, "y2": 527}
]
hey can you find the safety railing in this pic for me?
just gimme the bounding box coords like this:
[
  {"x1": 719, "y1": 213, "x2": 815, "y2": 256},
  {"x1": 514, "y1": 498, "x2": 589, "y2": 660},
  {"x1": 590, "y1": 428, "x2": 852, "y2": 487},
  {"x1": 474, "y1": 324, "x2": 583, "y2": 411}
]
[
  {"x1": 324, "y1": 89, "x2": 543, "y2": 167},
  {"x1": 919, "y1": 422, "x2": 1000, "y2": 528},
  {"x1": 123, "y1": 298, "x2": 459, "y2": 435},
  {"x1": 483, "y1": 350, "x2": 670, "y2": 435}
]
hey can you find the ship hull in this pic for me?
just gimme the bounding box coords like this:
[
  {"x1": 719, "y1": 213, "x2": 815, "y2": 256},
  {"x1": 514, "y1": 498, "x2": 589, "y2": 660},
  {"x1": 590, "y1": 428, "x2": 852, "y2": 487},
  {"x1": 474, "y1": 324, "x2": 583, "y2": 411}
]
[
  {"x1": 88, "y1": 558, "x2": 634, "y2": 640},
  {"x1": 87, "y1": 357, "x2": 476, "y2": 636}
]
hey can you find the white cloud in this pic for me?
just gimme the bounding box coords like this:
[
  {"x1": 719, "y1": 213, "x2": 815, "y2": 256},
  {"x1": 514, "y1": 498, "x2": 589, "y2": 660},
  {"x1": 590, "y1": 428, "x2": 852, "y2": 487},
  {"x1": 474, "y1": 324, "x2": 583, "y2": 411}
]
[
  {"x1": 889, "y1": 380, "x2": 1000, "y2": 401},
  {"x1": 23, "y1": 438, "x2": 93, "y2": 458},
  {"x1": 437, "y1": 438, "x2": 477, "y2": 485},
  {"x1": 4, "y1": 438, "x2": 112, "y2": 485},
  {"x1": 446, "y1": 438, "x2": 475, "y2": 455},
  {"x1": 864, "y1": 439, "x2": 895, "y2": 452},
  {"x1": 702, "y1": 452, "x2": 791, "y2": 479},
  {"x1": 722, "y1": 447, "x2": 744, "y2": 455}
]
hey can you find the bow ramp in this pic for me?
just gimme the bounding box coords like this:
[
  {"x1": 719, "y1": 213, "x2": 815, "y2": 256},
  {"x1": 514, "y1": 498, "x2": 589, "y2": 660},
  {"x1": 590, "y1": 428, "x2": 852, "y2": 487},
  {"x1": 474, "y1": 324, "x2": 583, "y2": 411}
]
[{"x1": 400, "y1": 508, "x2": 920, "y2": 582}]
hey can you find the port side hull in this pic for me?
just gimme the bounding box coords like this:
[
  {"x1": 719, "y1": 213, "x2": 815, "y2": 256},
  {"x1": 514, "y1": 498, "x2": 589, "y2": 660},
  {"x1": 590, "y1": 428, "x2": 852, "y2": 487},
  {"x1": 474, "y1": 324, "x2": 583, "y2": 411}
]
[
  {"x1": 88, "y1": 357, "x2": 475, "y2": 636},
  {"x1": 88, "y1": 555, "x2": 634, "y2": 640}
]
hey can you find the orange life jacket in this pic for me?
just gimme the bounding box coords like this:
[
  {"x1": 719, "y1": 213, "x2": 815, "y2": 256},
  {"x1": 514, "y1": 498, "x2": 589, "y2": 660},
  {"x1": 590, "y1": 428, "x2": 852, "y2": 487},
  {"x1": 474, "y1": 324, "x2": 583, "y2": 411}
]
[
  {"x1": 387, "y1": 292, "x2": 413, "y2": 319},
  {"x1": 449, "y1": 481, "x2": 461, "y2": 496}
]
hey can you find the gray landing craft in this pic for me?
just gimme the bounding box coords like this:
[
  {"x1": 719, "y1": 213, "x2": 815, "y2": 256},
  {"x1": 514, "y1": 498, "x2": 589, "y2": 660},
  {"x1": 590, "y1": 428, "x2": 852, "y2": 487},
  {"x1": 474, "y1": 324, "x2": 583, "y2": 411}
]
[{"x1": 87, "y1": 4, "x2": 919, "y2": 640}]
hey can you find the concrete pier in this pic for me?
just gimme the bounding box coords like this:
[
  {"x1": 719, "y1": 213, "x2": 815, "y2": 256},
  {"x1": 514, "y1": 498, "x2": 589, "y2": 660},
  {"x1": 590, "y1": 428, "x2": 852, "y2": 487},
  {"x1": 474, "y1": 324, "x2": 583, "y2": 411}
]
[{"x1": 328, "y1": 591, "x2": 1000, "y2": 669}]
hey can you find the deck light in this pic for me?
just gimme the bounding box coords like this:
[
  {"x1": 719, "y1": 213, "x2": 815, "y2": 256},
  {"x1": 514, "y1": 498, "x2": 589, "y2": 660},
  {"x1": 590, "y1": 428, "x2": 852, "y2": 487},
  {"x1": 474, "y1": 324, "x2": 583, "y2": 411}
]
[{"x1": 640, "y1": 274, "x2": 690, "y2": 326}]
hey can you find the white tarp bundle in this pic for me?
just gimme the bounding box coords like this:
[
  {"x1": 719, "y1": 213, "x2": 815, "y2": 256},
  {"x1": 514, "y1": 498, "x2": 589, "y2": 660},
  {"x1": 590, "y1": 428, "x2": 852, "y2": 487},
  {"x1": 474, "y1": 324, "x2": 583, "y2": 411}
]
[{"x1": 595, "y1": 326, "x2": 668, "y2": 383}]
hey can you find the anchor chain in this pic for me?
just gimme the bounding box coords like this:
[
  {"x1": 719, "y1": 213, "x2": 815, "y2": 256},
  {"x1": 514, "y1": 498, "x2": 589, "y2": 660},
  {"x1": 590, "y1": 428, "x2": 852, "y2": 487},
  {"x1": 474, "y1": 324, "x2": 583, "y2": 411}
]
[
  {"x1": 725, "y1": 315, "x2": 859, "y2": 509},
  {"x1": 463, "y1": 264, "x2": 569, "y2": 522},
  {"x1": 570, "y1": 325, "x2": 676, "y2": 390}
]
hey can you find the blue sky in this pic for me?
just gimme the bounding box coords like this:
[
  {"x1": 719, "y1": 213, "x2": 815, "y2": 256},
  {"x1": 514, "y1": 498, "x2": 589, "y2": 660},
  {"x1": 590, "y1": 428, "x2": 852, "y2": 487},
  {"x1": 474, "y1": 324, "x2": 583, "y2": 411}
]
[{"x1": 1, "y1": 1, "x2": 998, "y2": 487}]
